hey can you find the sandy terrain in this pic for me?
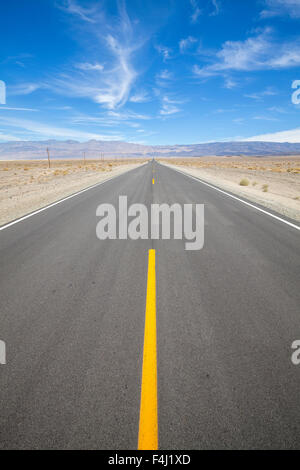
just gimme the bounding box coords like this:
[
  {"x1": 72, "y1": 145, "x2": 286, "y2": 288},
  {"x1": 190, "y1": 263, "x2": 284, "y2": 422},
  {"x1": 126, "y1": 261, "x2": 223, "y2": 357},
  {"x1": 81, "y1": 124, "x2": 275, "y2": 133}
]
[
  {"x1": 0, "y1": 159, "x2": 145, "y2": 226},
  {"x1": 160, "y1": 157, "x2": 300, "y2": 222}
]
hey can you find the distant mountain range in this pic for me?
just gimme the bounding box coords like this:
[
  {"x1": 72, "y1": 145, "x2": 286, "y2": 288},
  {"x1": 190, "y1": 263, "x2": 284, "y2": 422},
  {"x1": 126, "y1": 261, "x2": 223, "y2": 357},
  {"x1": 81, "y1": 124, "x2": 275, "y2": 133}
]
[{"x1": 1, "y1": 139, "x2": 300, "y2": 159}]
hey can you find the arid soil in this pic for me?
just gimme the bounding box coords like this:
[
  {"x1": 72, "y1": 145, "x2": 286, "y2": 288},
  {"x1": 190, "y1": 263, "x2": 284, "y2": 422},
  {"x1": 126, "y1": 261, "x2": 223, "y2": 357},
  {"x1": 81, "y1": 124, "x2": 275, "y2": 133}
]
[
  {"x1": 160, "y1": 156, "x2": 300, "y2": 222},
  {"x1": 0, "y1": 159, "x2": 145, "y2": 226}
]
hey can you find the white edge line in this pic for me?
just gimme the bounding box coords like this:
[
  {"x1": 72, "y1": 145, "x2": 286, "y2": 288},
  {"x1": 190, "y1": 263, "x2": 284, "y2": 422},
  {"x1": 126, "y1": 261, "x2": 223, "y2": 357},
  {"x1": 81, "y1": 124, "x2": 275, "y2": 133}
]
[
  {"x1": 160, "y1": 162, "x2": 300, "y2": 232},
  {"x1": 0, "y1": 162, "x2": 147, "y2": 232}
]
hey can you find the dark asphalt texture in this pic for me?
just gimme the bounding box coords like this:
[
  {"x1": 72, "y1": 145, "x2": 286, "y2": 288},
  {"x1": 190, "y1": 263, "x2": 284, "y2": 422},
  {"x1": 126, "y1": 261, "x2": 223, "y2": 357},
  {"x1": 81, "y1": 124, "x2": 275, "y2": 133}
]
[{"x1": 0, "y1": 160, "x2": 299, "y2": 449}]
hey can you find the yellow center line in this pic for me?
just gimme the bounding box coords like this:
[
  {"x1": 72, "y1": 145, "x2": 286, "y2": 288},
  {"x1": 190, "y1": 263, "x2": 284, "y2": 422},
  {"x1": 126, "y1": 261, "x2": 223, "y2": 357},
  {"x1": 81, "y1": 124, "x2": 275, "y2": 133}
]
[
  {"x1": 138, "y1": 249, "x2": 158, "y2": 450},
  {"x1": 152, "y1": 178, "x2": 155, "y2": 185}
]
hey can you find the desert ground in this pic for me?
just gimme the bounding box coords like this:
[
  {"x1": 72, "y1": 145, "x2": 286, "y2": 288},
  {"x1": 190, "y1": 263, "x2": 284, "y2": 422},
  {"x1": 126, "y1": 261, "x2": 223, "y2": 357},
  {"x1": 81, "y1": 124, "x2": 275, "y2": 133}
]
[
  {"x1": 1, "y1": 156, "x2": 300, "y2": 227},
  {"x1": 0, "y1": 159, "x2": 145, "y2": 226},
  {"x1": 160, "y1": 156, "x2": 300, "y2": 222}
]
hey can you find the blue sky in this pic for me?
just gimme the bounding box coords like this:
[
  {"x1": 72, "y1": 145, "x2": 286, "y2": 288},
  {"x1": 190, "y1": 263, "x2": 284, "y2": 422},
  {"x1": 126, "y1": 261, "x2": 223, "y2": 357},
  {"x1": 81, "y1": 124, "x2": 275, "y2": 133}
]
[{"x1": 0, "y1": 0, "x2": 300, "y2": 144}]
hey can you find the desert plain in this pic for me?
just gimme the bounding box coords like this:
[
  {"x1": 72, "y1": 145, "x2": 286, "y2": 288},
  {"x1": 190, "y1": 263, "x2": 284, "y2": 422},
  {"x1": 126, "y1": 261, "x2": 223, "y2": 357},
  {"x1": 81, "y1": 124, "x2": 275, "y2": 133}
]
[
  {"x1": 1, "y1": 156, "x2": 300, "y2": 227},
  {"x1": 161, "y1": 156, "x2": 300, "y2": 222},
  {"x1": 0, "y1": 159, "x2": 145, "y2": 226}
]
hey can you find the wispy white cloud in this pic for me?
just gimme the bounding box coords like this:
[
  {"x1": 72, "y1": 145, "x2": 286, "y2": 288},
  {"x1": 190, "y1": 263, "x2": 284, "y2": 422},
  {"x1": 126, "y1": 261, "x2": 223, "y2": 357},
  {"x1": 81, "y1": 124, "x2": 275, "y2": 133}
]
[
  {"x1": 244, "y1": 87, "x2": 277, "y2": 100},
  {"x1": 0, "y1": 106, "x2": 38, "y2": 111},
  {"x1": 179, "y1": 36, "x2": 197, "y2": 53},
  {"x1": 190, "y1": 0, "x2": 202, "y2": 23},
  {"x1": 156, "y1": 45, "x2": 172, "y2": 61},
  {"x1": 94, "y1": 33, "x2": 137, "y2": 109},
  {"x1": 9, "y1": 83, "x2": 42, "y2": 96},
  {"x1": 244, "y1": 127, "x2": 300, "y2": 143},
  {"x1": 106, "y1": 110, "x2": 150, "y2": 121},
  {"x1": 261, "y1": 0, "x2": 300, "y2": 18},
  {"x1": 159, "y1": 96, "x2": 181, "y2": 116},
  {"x1": 193, "y1": 28, "x2": 300, "y2": 77},
  {"x1": 71, "y1": 109, "x2": 151, "y2": 129},
  {"x1": 210, "y1": 0, "x2": 221, "y2": 16},
  {"x1": 48, "y1": 106, "x2": 73, "y2": 111},
  {"x1": 212, "y1": 108, "x2": 232, "y2": 114},
  {"x1": 53, "y1": 1, "x2": 143, "y2": 110},
  {"x1": 0, "y1": 132, "x2": 22, "y2": 141},
  {"x1": 190, "y1": 0, "x2": 221, "y2": 22},
  {"x1": 268, "y1": 106, "x2": 288, "y2": 113},
  {"x1": 0, "y1": 116, "x2": 123, "y2": 141},
  {"x1": 156, "y1": 69, "x2": 173, "y2": 80},
  {"x1": 224, "y1": 77, "x2": 238, "y2": 89},
  {"x1": 129, "y1": 91, "x2": 150, "y2": 103},
  {"x1": 75, "y1": 62, "x2": 104, "y2": 71},
  {"x1": 252, "y1": 115, "x2": 280, "y2": 121},
  {"x1": 58, "y1": 0, "x2": 97, "y2": 23},
  {"x1": 1, "y1": 53, "x2": 34, "y2": 68},
  {"x1": 233, "y1": 117, "x2": 245, "y2": 124}
]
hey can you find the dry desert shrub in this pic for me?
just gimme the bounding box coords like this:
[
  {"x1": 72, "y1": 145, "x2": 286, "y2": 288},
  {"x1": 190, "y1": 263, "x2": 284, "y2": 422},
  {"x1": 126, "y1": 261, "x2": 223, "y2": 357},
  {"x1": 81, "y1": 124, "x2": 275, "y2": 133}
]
[
  {"x1": 262, "y1": 184, "x2": 269, "y2": 192},
  {"x1": 239, "y1": 178, "x2": 250, "y2": 186},
  {"x1": 271, "y1": 168, "x2": 285, "y2": 173}
]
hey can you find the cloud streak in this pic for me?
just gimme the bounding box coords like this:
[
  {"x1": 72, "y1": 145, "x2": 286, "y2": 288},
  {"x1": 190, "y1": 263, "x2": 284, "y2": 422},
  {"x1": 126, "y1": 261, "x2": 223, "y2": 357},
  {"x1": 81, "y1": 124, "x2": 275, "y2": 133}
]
[
  {"x1": 9, "y1": 83, "x2": 42, "y2": 96},
  {"x1": 156, "y1": 45, "x2": 172, "y2": 61},
  {"x1": 190, "y1": 0, "x2": 221, "y2": 22},
  {"x1": 179, "y1": 36, "x2": 197, "y2": 53},
  {"x1": 0, "y1": 106, "x2": 38, "y2": 112},
  {"x1": 54, "y1": 1, "x2": 143, "y2": 110},
  {"x1": 210, "y1": 0, "x2": 221, "y2": 16},
  {"x1": 159, "y1": 96, "x2": 181, "y2": 116},
  {"x1": 75, "y1": 62, "x2": 104, "y2": 71},
  {"x1": 244, "y1": 87, "x2": 277, "y2": 100},
  {"x1": 129, "y1": 91, "x2": 150, "y2": 103},
  {"x1": 193, "y1": 28, "x2": 300, "y2": 77},
  {"x1": 244, "y1": 127, "x2": 300, "y2": 143},
  {"x1": 190, "y1": 0, "x2": 202, "y2": 23},
  {"x1": 0, "y1": 132, "x2": 22, "y2": 141},
  {"x1": 261, "y1": 0, "x2": 300, "y2": 18},
  {"x1": 0, "y1": 115, "x2": 123, "y2": 141},
  {"x1": 58, "y1": 0, "x2": 97, "y2": 23}
]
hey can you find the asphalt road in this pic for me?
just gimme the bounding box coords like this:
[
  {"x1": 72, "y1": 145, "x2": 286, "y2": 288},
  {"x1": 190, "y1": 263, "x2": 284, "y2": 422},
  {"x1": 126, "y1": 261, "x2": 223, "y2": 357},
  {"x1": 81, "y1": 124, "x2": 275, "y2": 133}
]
[{"x1": 0, "y1": 160, "x2": 299, "y2": 449}]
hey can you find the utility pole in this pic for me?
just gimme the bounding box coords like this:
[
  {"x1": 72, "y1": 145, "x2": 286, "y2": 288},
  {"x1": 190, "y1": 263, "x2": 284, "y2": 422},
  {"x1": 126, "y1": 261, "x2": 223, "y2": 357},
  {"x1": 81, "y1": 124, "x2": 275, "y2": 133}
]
[
  {"x1": 83, "y1": 152, "x2": 86, "y2": 165},
  {"x1": 46, "y1": 147, "x2": 51, "y2": 169}
]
